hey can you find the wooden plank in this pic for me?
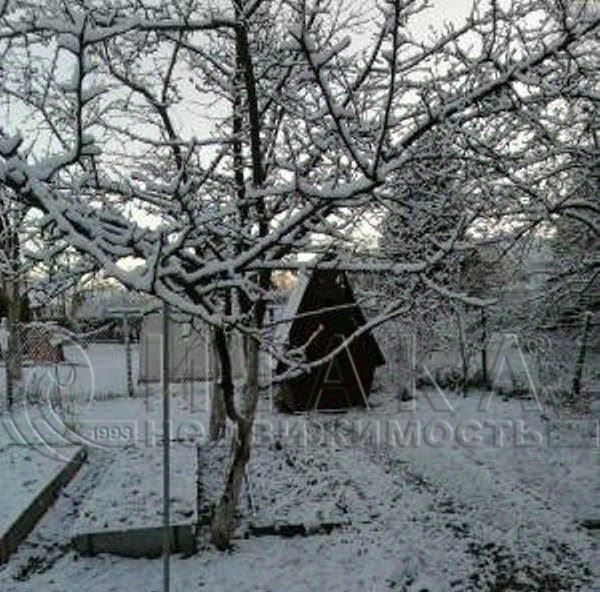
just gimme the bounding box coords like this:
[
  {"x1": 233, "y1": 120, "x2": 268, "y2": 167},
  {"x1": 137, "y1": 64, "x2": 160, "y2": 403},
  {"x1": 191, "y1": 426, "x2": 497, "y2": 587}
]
[{"x1": 72, "y1": 523, "x2": 196, "y2": 558}]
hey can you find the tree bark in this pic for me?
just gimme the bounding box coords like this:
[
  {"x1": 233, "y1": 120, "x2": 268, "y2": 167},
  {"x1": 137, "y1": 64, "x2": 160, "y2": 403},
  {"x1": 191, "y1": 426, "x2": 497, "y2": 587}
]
[
  {"x1": 572, "y1": 310, "x2": 592, "y2": 398},
  {"x1": 481, "y1": 307, "x2": 488, "y2": 388},
  {"x1": 455, "y1": 304, "x2": 468, "y2": 396},
  {"x1": 209, "y1": 328, "x2": 227, "y2": 441},
  {"x1": 210, "y1": 0, "x2": 270, "y2": 549},
  {"x1": 210, "y1": 326, "x2": 260, "y2": 549}
]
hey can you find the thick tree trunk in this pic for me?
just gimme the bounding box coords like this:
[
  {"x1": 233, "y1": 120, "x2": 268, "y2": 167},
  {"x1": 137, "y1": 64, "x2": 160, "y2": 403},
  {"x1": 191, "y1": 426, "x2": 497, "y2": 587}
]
[
  {"x1": 572, "y1": 310, "x2": 592, "y2": 398},
  {"x1": 209, "y1": 329, "x2": 227, "y2": 441},
  {"x1": 455, "y1": 305, "x2": 468, "y2": 396},
  {"x1": 210, "y1": 0, "x2": 269, "y2": 549},
  {"x1": 481, "y1": 307, "x2": 488, "y2": 388},
  {"x1": 209, "y1": 381, "x2": 227, "y2": 441},
  {"x1": 210, "y1": 330, "x2": 260, "y2": 549},
  {"x1": 210, "y1": 418, "x2": 251, "y2": 549}
]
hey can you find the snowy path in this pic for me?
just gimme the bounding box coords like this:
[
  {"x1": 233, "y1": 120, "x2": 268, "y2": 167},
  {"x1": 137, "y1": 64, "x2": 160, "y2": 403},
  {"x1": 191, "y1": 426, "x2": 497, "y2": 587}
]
[
  {"x1": 374, "y1": 440, "x2": 595, "y2": 590},
  {"x1": 341, "y1": 393, "x2": 598, "y2": 591}
]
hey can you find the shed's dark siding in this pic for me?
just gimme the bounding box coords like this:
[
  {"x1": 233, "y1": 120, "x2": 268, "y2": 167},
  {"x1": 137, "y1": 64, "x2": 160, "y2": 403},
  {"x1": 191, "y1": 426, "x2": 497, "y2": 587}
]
[{"x1": 277, "y1": 270, "x2": 384, "y2": 412}]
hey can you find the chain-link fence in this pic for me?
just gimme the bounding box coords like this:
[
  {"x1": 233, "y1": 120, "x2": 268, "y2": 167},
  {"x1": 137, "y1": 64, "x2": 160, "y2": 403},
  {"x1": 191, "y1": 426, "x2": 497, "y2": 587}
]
[
  {"x1": 0, "y1": 311, "x2": 269, "y2": 416},
  {"x1": 1, "y1": 321, "x2": 64, "y2": 411},
  {"x1": 0, "y1": 318, "x2": 141, "y2": 413}
]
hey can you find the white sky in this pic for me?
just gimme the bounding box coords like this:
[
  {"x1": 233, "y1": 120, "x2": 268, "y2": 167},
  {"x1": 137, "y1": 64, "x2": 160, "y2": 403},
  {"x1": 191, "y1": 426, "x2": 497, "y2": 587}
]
[
  {"x1": 2, "y1": 0, "x2": 478, "y2": 146},
  {"x1": 168, "y1": 0, "x2": 478, "y2": 139}
]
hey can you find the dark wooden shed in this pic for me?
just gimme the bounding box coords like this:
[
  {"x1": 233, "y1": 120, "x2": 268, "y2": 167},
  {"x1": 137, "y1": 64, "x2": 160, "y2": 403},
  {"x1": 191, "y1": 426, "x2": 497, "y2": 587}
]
[{"x1": 276, "y1": 269, "x2": 385, "y2": 412}]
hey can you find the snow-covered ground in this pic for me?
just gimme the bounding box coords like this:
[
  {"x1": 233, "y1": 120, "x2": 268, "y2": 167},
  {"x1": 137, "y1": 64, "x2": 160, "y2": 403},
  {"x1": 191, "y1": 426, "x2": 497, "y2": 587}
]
[
  {"x1": 0, "y1": 385, "x2": 597, "y2": 591},
  {"x1": 72, "y1": 444, "x2": 197, "y2": 537},
  {"x1": 0, "y1": 444, "x2": 82, "y2": 537}
]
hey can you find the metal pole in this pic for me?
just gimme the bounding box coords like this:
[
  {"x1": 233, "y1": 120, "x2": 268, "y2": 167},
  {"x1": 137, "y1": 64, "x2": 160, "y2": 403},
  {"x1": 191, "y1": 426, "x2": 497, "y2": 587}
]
[
  {"x1": 124, "y1": 312, "x2": 134, "y2": 398},
  {"x1": 481, "y1": 308, "x2": 488, "y2": 388},
  {"x1": 144, "y1": 332, "x2": 149, "y2": 406},
  {"x1": 162, "y1": 302, "x2": 170, "y2": 592},
  {"x1": 6, "y1": 330, "x2": 13, "y2": 410},
  {"x1": 184, "y1": 336, "x2": 190, "y2": 402}
]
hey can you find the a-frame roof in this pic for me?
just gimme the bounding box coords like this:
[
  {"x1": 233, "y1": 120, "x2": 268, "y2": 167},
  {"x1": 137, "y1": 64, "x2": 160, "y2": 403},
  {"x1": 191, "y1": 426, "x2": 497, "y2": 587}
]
[{"x1": 276, "y1": 269, "x2": 385, "y2": 366}]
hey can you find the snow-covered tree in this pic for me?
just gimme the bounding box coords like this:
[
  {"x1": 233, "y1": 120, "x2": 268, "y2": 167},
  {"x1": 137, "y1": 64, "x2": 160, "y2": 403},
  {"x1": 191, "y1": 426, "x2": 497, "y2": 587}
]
[{"x1": 1, "y1": 0, "x2": 598, "y2": 546}]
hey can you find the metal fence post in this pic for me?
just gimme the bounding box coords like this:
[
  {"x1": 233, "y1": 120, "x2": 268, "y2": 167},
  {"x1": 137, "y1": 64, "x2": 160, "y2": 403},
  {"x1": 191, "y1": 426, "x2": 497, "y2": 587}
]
[
  {"x1": 5, "y1": 329, "x2": 13, "y2": 410},
  {"x1": 144, "y1": 332, "x2": 150, "y2": 406},
  {"x1": 123, "y1": 312, "x2": 134, "y2": 398},
  {"x1": 6, "y1": 316, "x2": 22, "y2": 409},
  {"x1": 162, "y1": 302, "x2": 171, "y2": 592}
]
